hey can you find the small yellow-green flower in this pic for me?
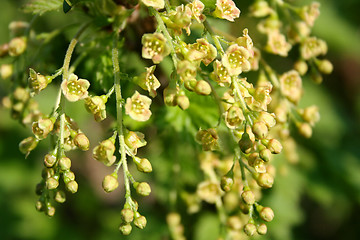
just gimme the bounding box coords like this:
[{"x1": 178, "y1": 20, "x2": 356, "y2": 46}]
[
  {"x1": 280, "y1": 70, "x2": 302, "y2": 104},
  {"x1": 189, "y1": 0, "x2": 205, "y2": 23},
  {"x1": 32, "y1": 117, "x2": 54, "y2": 140},
  {"x1": 142, "y1": 33, "x2": 170, "y2": 64},
  {"x1": 186, "y1": 38, "x2": 217, "y2": 66},
  {"x1": 134, "y1": 66, "x2": 161, "y2": 98},
  {"x1": 61, "y1": 73, "x2": 90, "y2": 102},
  {"x1": 84, "y1": 95, "x2": 107, "y2": 122},
  {"x1": 265, "y1": 30, "x2": 292, "y2": 57},
  {"x1": 222, "y1": 44, "x2": 251, "y2": 76},
  {"x1": 211, "y1": 60, "x2": 231, "y2": 87},
  {"x1": 125, "y1": 91, "x2": 152, "y2": 122},
  {"x1": 162, "y1": 5, "x2": 192, "y2": 35},
  {"x1": 300, "y1": 36, "x2": 327, "y2": 60},
  {"x1": 213, "y1": 0, "x2": 240, "y2": 22},
  {"x1": 93, "y1": 139, "x2": 116, "y2": 166},
  {"x1": 299, "y1": 2, "x2": 320, "y2": 27}
]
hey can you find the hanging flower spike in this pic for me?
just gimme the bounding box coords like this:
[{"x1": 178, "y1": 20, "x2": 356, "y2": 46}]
[
  {"x1": 141, "y1": 0, "x2": 164, "y2": 10},
  {"x1": 222, "y1": 44, "x2": 251, "y2": 76},
  {"x1": 213, "y1": 0, "x2": 240, "y2": 22},
  {"x1": 189, "y1": 0, "x2": 206, "y2": 23},
  {"x1": 125, "y1": 91, "x2": 152, "y2": 122},
  {"x1": 142, "y1": 33, "x2": 170, "y2": 64},
  {"x1": 134, "y1": 66, "x2": 161, "y2": 98},
  {"x1": 61, "y1": 73, "x2": 90, "y2": 102},
  {"x1": 280, "y1": 70, "x2": 303, "y2": 104}
]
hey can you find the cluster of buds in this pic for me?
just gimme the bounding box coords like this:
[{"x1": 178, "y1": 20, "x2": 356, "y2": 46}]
[
  {"x1": 119, "y1": 202, "x2": 147, "y2": 235},
  {"x1": 35, "y1": 152, "x2": 78, "y2": 217},
  {"x1": 167, "y1": 212, "x2": 186, "y2": 240}
]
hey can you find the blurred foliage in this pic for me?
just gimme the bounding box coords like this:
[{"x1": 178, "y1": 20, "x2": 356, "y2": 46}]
[{"x1": 0, "y1": 0, "x2": 360, "y2": 240}]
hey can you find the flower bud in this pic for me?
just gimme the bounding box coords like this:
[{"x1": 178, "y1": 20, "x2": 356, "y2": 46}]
[
  {"x1": 252, "y1": 121, "x2": 268, "y2": 139},
  {"x1": 163, "y1": 87, "x2": 177, "y2": 106},
  {"x1": 134, "y1": 213, "x2": 147, "y2": 229},
  {"x1": 260, "y1": 148, "x2": 272, "y2": 162},
  {"x1": 66, "y1": 180, "x2": 78, "y2": 193},
  {"x1": 225, "y1": 105, "x2": 245, "y2": 129},
  {"x1": 121, "y1": 208, "x2": 134, "y2": 223},
  {"x1": 35, "y1": 183, "x2": 44, "y2": 195},
  {"x1": 317, "y1": 59, "x2": 333, "y2": 74},
  {"x1": 44, "y1": 153, "x2": 57, "y2": 167},
  {"x1": 46, "y1": 206, "x2": 56, "y2": 217},
  {"x1": 257, "y1": 223, "x2": 267, "y2": 235},
  {"x1": 59, "y1": 156, "x2": 71, "y2": 171},
  {"x1": 74, "y1": 133, "x2": 90, "y2": 151},
  {"x1": 241, "y1": 190, "x2": 255, "y2": 205},
  {"x1": 0, "y1": 64, "x2": 13, "y2": 80},
  {"x1": 19, "y1": 136, "x2": 39, "y2": 154},
  {"x1": 63, "y1": 171, "x2": 75, "y2": 183},
  {"x1": 42, "y1": 168, "x2": 55, "y2": 179},
  {"x1": 8, "y1": 37, "x2": 27, "y2": 56},
  {"x1": 238, "y1": 132, "x2": 253, "y2": 153},
  {"x1": 0, "y1": 43, "x2": 9, "y2": 57},
  {"x1": 220, "y1": 175, "x2": 234, "y2": 192},
  {"x1": 102, "y1": 173, "x2": 119, "y2": 193},
  {"x1": 134, "y1": 182, "x2": 151, "y2": 196},
  {"x1": 184, "y1": 78, "x2": 197, "y2": 92},
  {"x1": 260, "y1": 207, "x2": 274, "y2": 222},
  {"x1": 133, "y1": 157, "x2": 152, "y2": 173},
  {"x1": 249, "y1": 0, "x2": 273, "y2": 17},
  {"x1": 119, "y1": 223, "x2": 132, "y2": 235},
  {"x1": 194, "y1": 80, "x2": 212, "y2": 95},
  {"x1": 258, "y1": 112, "x2": 276, "y2": 128},
  {"x1": 176, "y1": 94, "x2": 190, "y2": 110},
  {"x1": 244, "y1": 223, "x2": 256, "y2": 236},
  {"x1": 46, "y1": 177, "x2": 59, "y2": 190},
  {"x1": 257, "y1": 173, "x2": 274, "y2": 189},
  {"x1": 280, "y1": 70, "x2": 302, "y2": 104},
  {"x1": 294, "y1": 60, "x2": 308, "y2": 76},
  {"x1": 297, "y1": 122, "x2": 312, "y2": 138},
  {"x1": 55, "y1": 190, "x2": 66, "y2": 203},
  {"x1": 302, "y1": 105, "x2": 320, "y2": 126},
  {"x1": 35, "y1": 200, "x2": 43, "y2": 212},
  {"x1": 267, "y1": 138, "x2": 282, "y2": 154},
  {"x1": 227, "y1": 215, "x2": 242, "y2": 230}
]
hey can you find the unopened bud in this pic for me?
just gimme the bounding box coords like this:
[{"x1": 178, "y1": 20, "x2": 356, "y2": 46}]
[
  {"x1": 220, "y1": 175, "x2": 234, "y2": 192},
  {"x1": 267, "y1": 138, "x2": 282, "y2": 154},
  {"x1": 134, "y1": 213, "x2": 147, "y2": 229},
  {"x1": 260, "y1": 207, "x2": 274, "y2": 222},
  {"x1": 134, "y1": 157, "x2": 152, "y2": 173},
  {"x1": 0, "y1": 64, "x2": 13, "y2": 80},
  {"x1": 46, "y1": 177, "x2": 59, "y2": 190},
  {"x1": 176, "y1": 94, "x2": 190, "y2": 110},
  {"x1": 66, "y1": 180, "x2": 78, "y2": 193},
  {"x1": 257, "y1": 223, "x2": 267, "y2": 235},
  {"x1": 63, "y1": 171, "x2": 75, "y2": 183},
  {"x1": 297, "y1": 122, "x2": 312, "y2": 138},
  {"x1": 241, "y1": 190, "x2": 255, "y2": 205},
  {"x1": 163, "y1": 87, "x2": 177, "y2": 106},
  {"x1": 258, "y1": 112, "x2": 276, "y2": 128},
  {"x1": 46, "y1": 206, "x2": 56, "y2": 217},
  {"x1": 35, "y1": 200, "x2": 43, "y2": 212},
  {"x1": 119, "y1": 223, "x2": 132, "y2": 235},
  {"x1": 244, "y1": 223, "x2": 256, "y2": 236},
  {"x1": 134, "y1": 182, "x2": 151, "y2": 196},
  {"x1": 238, "y1": 132, "x2": 253, "y2": 153},
  {"x1": 44, "y1": 153, "x2": 57, "y2": 167},
  {"x1": 59, "y1": 156, "x2": 71, "y2": 171},
  {"x1": 121, "y1": 208, "x2": 134, "y2": 223},
  {"x1": 252, "y1": 121, "x2": 268, "y2": 139},
  {"x1": 74, "y1": 133, "x2": 90, "y2": 151},
  {"x1": 194, "y1": 80, "x2": 212, "y2": 95},
  {"x1": 102, "y1": 173, "x2": 119, "y2": 193},
  {"x1": 257, "y1": 173, "x2": 274, "y2": 188},
  {"x1": 8, "y1": 37, "x2": 27, "y2": 56},
  {"x1": 294, "y1": 60, "x2": 308, "y2": 76},
  {"x1": 260, "y1": 148, "x2": 272, "y2": 162},
  {"x1": 55, "y1": 190, "x2": 66, "y2": 203},
  {"x1": 317, "y1": 59, "x2": 333, "y2": 74}
]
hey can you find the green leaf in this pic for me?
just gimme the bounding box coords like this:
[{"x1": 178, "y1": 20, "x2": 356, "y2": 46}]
[
  {"x1": 63, "y1": 0, "x2": 72, "y2": 13},
  {"x1": 23, "y1": 0, "x2": 62, "y2": 15}
]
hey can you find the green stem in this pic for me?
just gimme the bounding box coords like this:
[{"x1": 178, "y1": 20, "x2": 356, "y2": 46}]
[
  {"x1": 112, "y1": 31, "x2": 132, "y2": 204},
  {"x1": 203, "y1": 20, "x2": 225, "y2": 56},
  {"x1": 231, "y1": 76, "x2": 253, "y2": 125}
]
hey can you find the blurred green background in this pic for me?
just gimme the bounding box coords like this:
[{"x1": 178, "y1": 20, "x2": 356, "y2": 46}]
[{"x1": 1, "y1": 0, "x2": 360, "y2": 239}]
